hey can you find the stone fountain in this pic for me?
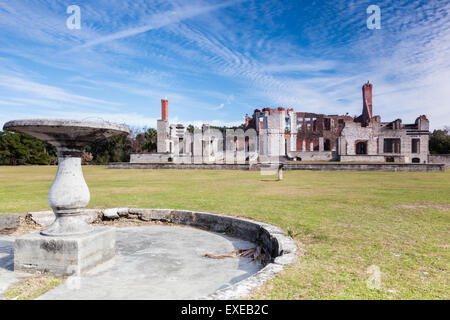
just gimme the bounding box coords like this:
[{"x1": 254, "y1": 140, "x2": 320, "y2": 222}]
[{"x1": 3, "y1": 119, "x2": 130, "y2": 275}]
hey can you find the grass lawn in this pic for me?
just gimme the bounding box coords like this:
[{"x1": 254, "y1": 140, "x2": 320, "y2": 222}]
[{"x1": 0, "y1": 165, "x2": 449, "y2": 299}]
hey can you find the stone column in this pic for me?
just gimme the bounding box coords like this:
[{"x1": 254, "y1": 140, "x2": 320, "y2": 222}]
[
  {"x1": 225, "y1": 130, "x2": 235, "y2": 164},
  {"x1": 193, "y1": 128, "x2": 203, "y2": 164},
  {"x1": 44, "y1": 148, "x2": 92, "y2": 236},
  {"x1": 290, "y1": 134, "x2": 297, "y2": 152},
  {"x1": 173, "y1": 137, "x2": 179, "y2": 157}
]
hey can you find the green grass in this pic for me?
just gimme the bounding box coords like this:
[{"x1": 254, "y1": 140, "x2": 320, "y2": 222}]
[
  {"x1": 0, "y1": 166, "x2": 449, "y2": 299},
  {"x1": 2, "y1": 276, "x2": 63, "y2": 300}
]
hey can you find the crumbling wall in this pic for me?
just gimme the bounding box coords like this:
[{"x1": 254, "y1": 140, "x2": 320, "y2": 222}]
[
  {"x1": 157, "y1": 120, "x2": 169, "y2": 153},
  {"x1": 376, "y1": 121, "x2": 429, "y2": 163},
  {"x1": 339, "y1": 122, "x2": 378, "y2": 155}
]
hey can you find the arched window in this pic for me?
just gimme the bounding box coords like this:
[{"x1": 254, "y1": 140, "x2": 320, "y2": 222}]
[{"x1": 356, "y1": 141, "x2": 367, "y2": 155}]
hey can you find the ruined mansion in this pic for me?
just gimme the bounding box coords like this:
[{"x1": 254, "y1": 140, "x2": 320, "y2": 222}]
[{"x1": 130, "y1": 82, "x2": 430, "y2": 164}]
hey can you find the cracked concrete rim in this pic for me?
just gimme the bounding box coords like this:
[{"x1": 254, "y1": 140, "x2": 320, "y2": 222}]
[
  {"x1": 26, "y1": 208, "x2": 298, "y2": 300},
  {"x1": 3, "y1": 119, "x2": 130, "y2": 134}
]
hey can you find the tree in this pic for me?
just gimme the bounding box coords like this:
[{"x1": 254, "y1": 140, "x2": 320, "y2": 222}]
[
  {"x1": 1, "y1": 126, "x2": 160, "y2": 165},
  {"x1": 81, "y1": 149, "x2": 93, "y2": 165},
  {"x1": 135, "y1": 128, "x2": 157, "y2": 152},
  {"x1": 429, "y1": 128, "x2": 450, "y2": 154},
  {"x1": 0, "y1": 131, "x2": 56, "y2": 165},
  {"x1": 85, "y1": 134, "x2": 132, "y2": 164},
  {"x1": 186, "y1": 125, "x2": 195, "y2": 133}
]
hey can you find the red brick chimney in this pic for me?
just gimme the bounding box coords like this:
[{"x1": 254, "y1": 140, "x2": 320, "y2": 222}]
[
  {"x1": 361, "y1": 81, "x2": 373, "y2": 125},
  {"x1": 245, "y1": 114, "x2": 251, "y2": 127},
  {"x1": 161, "y1": 98, "x2": 168, "y2": 121}
]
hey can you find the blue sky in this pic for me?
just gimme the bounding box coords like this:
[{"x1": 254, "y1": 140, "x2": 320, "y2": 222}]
[{"x1": 0, "y1": 0, "x2": 449, "y2": 130}]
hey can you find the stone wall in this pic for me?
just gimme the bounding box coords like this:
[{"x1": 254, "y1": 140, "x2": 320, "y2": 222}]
[
  {"x1": 376, "y1": 122, "x2": 429, "y2": 163},
  {"x1": 110, "y1": 162, "x2": 252, "y2": 170},
  {"x1": 339, "y1": 122, "x2": 378, "y2": 155},
  {"x1": 339, "y1": 118, "x2": 430, "y2": 163},
  {"x1": 428, "y1": 154, "x2": 450, "y2": 168},
  {"x1": 157, "y1": 119, "x2": 169, "y2": 153},
  {"x1": 109, "y1": 162, "x2": 445, "y2": 172},
  {"x1": 283, "y1": 163, "x2": 444, "y2": 172},
  {"x1": 0, "y1": 214, "x2": 20, "y2": 234},
  {"x1": 340, "y1": 155, "x2": 385, "y2": 162},
  {"x1": 130, "y1": 153, "x2": 172, "y2": 163},
  {"x1": 287, "y1": 151, "x2": 335, "y2": 161}
]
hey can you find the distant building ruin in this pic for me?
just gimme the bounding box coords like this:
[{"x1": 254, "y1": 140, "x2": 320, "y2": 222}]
[{"x1": 130, "y1": 81, "x2": 430, "y2": 164}]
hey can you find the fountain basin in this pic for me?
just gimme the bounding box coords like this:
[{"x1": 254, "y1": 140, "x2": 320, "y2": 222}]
[
  {"x1": 3, "y1": 119, "x2": 130, "y2": 236},
  {"x1": 3, "y1": 119, "x2": 130, "y2": 152},
  {"x1": 1, "y1": 209, "x2": 297, "y2": 299},
  {"x1": 3, "y1": 119, "x2": 130, "y2": 275}
]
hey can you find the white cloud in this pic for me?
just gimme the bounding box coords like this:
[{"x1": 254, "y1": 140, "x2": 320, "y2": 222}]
[
  {"x1": 0, "y1": 100, "x2": 25, "y2": 106},
  {"x1": 72, "y1": 1, "x2": 243, "y2": 50},
  {"x1": 0, "y1": 0, "x2": 448, "y2": 131},
  {"x1": 0, "y1": 75, "x2": 121, "y2": 110}
]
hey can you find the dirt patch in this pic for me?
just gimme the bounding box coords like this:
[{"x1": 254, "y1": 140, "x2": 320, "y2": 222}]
[
  {"x1": 395, "y1": 202, "x2": 450, "y2": 211},
  {"x1": 9, "y1": 216, "x2": 44, "y2": 236},
  {"x1": 92, "y1": 217, "x2": 212, "y2": 232},
  {"x1": 8, "y1": 215, "x2": 181, "y2": 237}
]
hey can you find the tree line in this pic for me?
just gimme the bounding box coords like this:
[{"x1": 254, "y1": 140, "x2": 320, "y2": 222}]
[
  {"x1": 429, "y1": 128, "x2": 450, "y2": 155},
  {"x1": 0, "y1": 128, "x2": 157, "y2": 165},
  {"x1": 0, "y1": 127, "x2": 449, "y2": 165}
]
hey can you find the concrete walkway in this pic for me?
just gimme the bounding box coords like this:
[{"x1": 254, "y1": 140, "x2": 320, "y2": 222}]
[
  {"x1": 0, "y1": 235, "x2": 31, "y2": 294},
  {"x1": 0, "y1": 225, "x2": 262, "y2": 299}
]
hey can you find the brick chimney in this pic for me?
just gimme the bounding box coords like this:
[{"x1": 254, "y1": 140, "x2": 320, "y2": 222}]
[
  {"x1": 161, "y1": 98, "x2": 168, "y2": 121},
  {"x1": 245, "y1": 114, "x2": 251, "y2": 127},
  {"x1": 361, "y1": 81, "x2": 373, "y2": 125}
]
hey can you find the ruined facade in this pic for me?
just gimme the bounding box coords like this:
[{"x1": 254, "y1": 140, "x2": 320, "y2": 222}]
[
  {"x1": 130, "y1": 81, "x2": 430, "y2": 164},
  {"x1": 338, "y1": 82, "x2": 429, "y2": 163},
  {"x1": 244, "y1": 108, "x2": 354, "y2": 161},
  {"x1": 131, "y1": 99, "x2": 256, "y2": 164},
  {"x1": 243, "y1": 81, "x2": 430, "y2": 163}
]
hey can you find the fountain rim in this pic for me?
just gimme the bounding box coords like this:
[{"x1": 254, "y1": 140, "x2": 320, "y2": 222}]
[
  {"x1": 25, "y1": 207, "x2": 298, "y2": 299},
  {"x1": 3, "y1": 118, "x2": 131, "y2": 135}
]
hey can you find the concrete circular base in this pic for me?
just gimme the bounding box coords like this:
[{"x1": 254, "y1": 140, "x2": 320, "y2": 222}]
[
  {"x1": 10, "y1": 208, "x2": 297, "y2": 299},
  {"x1": 37, "y1": 225, "x2": 263, "y2": 299}
]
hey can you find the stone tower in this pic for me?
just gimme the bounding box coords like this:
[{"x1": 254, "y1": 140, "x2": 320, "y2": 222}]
[{"x1": 157, "y1": 98, "x2": 170, "y2": 153}]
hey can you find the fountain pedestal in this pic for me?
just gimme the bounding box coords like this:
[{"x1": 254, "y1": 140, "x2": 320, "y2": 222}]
[
  {"x1": 14, "y1": 227, "x2": 116, "y2": 275},
  {"x1": 3, "y1": 119, "x2": 130, "y2": 275}
]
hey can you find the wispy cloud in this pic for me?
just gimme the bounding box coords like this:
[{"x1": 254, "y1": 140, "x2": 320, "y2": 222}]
[
  {"x1": 0, "y1": 75, "x2": 121, "y2": 110},
  {"x1": 0, "y1": 0, "x2": 448, "y2": 130},
  {"x1": 72, "y1": 1, "x2": 242, "y2": 50}
]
